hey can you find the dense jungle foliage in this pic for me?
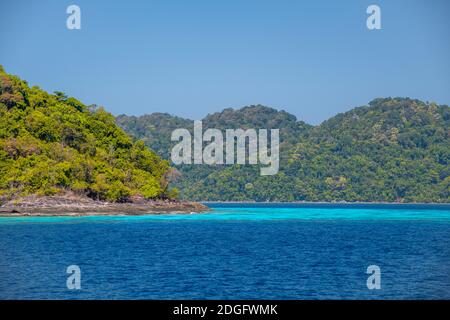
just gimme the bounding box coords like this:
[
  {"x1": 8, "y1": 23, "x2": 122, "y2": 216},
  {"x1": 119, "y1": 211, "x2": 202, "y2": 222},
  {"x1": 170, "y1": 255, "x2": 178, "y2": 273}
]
[
  {"x1": 0, "y1": 66, "x2": 172, "y2": 202},
  {"x1": 118, "y1": 98, "x2": 449, "y2": 203}
]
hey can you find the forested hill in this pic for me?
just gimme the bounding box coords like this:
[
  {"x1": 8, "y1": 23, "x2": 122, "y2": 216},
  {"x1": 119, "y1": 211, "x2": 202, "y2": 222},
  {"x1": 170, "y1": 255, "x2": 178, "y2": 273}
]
[
  {"x1": 116, "y1": 105, "x2": 312, "y2": 159},
  {"x1": 0, "y1": 66, "x2": 173, "y2": 202},
  {"x1": 117, "y1": 98, "x2": 450, "y2": 203}
]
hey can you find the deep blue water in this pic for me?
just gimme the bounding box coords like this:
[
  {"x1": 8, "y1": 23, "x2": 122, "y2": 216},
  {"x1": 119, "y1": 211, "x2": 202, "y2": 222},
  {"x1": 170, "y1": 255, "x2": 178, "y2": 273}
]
[{"x1": 0, "y1": 203, "x2": 449, "y2": 299}]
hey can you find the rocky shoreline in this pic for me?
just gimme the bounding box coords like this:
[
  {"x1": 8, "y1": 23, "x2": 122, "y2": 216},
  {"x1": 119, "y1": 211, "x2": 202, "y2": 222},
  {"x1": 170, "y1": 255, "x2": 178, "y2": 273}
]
[{"x1": 0, "y1": 194, "x2": 210, "y2": 217}]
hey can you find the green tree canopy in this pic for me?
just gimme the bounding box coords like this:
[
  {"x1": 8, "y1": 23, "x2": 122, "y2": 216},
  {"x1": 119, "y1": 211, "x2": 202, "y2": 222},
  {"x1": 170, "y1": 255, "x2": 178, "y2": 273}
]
[{"x1": 0, "y1": 66, "x2": 172, "y2": 202}]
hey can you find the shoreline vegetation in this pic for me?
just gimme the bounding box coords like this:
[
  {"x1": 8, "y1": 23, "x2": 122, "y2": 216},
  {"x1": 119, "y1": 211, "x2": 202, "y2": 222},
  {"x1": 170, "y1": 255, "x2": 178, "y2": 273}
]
[{"x1": 0, "y1": 193, "x2": 210, "y2": 217}]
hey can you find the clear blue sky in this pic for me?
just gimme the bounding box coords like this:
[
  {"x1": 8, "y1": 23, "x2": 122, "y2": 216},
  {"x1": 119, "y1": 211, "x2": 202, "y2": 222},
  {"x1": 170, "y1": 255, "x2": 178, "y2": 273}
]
[{"x1": 0, "y1": 0, "x2": 449, "y2": 124}]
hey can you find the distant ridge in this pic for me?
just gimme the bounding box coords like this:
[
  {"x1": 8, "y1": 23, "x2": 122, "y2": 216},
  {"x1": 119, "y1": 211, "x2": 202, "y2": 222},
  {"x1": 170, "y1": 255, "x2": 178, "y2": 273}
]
[{"x1": 117, "y1": 98, "x2": 450, "y2": 203}]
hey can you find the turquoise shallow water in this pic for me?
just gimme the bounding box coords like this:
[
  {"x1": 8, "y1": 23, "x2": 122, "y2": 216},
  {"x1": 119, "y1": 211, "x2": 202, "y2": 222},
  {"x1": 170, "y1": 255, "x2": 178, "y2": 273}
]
[
  {"x1": 0, "y1": 203, "x2": 449, "y2": 299},
  {"x1": 1, "y1": 204, "x2": 450, "y2": 224}
]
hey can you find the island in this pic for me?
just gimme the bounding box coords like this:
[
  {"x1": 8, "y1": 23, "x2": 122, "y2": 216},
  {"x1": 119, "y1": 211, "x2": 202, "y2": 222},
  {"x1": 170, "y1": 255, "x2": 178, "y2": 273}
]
[{"x1": 0, "y1": 66, "x2": 209, "y2": 216}]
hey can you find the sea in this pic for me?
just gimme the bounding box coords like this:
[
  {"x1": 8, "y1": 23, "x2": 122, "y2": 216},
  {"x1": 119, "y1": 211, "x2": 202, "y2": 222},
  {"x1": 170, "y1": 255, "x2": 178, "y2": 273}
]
[{"x1": 0, "y1": 203, "x2": 449, "y2": 299}]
